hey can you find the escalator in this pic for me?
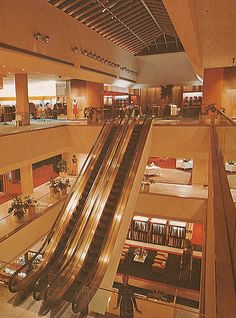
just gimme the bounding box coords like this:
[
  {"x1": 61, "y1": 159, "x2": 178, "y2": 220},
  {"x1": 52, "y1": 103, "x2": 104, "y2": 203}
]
[
  {"x1": 38, "y1": 118, "x2": 152, "y2": 313},
  {"x1": 71, "y1": 118, "x2": 153, "y2": 313},
  {"x1": 9, "y1": 117, "x2": 153, "y2": 316},
  {"x1": 31, "y1": 118, "x2": 133, "y2": 301},
  {"x1": 68, "y1": 123, "x2": 144, "y2": 307},
  {"x1": 39, "y1": 118, "x2": 136, "y2": 304},
  {"x1": 8, "y1": 119, "x2": 121, "y2": 295}
]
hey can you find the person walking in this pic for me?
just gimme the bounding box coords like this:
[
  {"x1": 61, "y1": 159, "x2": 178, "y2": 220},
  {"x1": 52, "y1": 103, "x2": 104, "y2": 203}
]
[{"x1": 114, "y1": 276, "x2": 142, "y2": 318}]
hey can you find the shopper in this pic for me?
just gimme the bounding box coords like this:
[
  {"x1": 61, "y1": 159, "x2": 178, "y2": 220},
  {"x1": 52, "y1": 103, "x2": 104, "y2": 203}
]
[
  {"x1": 71, "y1": 154, "x2": 78, "y2": 176},
  {"x1": 72, "y1": 99, "x2": 78, "y2": 119},
  {"x1": 114, "y1": 275, "x2": 142, "y2": 318}
]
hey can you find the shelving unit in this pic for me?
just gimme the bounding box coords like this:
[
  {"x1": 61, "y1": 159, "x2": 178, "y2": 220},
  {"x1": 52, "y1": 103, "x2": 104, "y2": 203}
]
[
  {"x1": 168, "y1": 221, "x2": 186, "y2": 248},
  {"x1": 128, "y1": 216, "x2": 149, "y2": 242},
  {"x1": 182, "y1": 92, "x2": 202, "y2": 118},
  {"x1": 149, "y1": 218, "x2": 167, "y2": 245}
]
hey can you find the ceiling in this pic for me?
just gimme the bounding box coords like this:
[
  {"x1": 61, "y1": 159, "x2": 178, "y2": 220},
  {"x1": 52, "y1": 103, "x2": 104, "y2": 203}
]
[
  {"x1": 48, "y1": 0, "x2": 184, "y2": 56},
  {"x1": 163, "y1": 0, "x2": 236, "y2": 74}
]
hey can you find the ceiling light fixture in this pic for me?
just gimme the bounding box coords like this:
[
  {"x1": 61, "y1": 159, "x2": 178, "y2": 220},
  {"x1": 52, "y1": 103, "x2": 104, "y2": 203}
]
[
  {"x1": 71, "y1": 46, "x2": 79, "y2": 53},
  {"x1": 42, "y1": 35, "x2": 50, "y2": 43},
  {"x1": 33, "y1": 32, "x2": 42, "y2": 40}
]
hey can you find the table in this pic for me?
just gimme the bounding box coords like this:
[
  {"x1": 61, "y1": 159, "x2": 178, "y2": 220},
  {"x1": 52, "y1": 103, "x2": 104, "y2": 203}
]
[
  {"x1": 133, "y1": 253, "x2": 148, "y2": 263},
  {"x1": 145, "y1": 164, "x2": 161, "y2": 176},
  {"x1": 225, "y1": 162, "x2": 236, "y2": 173},
  {"x1": 176, "y1": 159, "x2": 193, "y2": 170}
]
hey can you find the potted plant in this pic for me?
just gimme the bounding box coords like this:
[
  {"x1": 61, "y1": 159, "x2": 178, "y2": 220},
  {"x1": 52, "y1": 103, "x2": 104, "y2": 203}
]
[
  {"x1": 24, "y1": 195, "x2": 37, "y2": 217},
  {"x1": 49, "y1": 179, "x2": 61, "y2": 199},
  {"x1": 160, "y1": 84, "x2": 173, "y2": 118},
  {"x1": 160, "y1": 84, "x2": 173, "y2": 104},
  {"x1": 8, "y1": 196, "x2": 25, "y2": 222},
  {"x1": 59, "y1": 178, "x2": 70, "y2": 196},
  {"x1": 84, "y1": 107, "x2": 100, "y2": 123},
  {"x1": 57, "y1": 159, "x2": 67, "y2": 177}
]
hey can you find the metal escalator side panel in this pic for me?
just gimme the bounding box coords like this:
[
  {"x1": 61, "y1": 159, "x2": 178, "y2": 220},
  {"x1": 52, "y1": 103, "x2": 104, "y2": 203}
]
[
  {"x1": 32, "y1": 122, "x2": 121, "y2": 300},
  {"x1": 66, "y1": 120, "x2": 143, "y2": 310},
  {"x1": 42, "y1": 119, "x2": 135, "y2": 303},
  {"x1": 8, "y1": 120, "x2": 115, "y2": 293},
  {"x1": 71, "y1": 119, "x2": 153, "y2": 311}
]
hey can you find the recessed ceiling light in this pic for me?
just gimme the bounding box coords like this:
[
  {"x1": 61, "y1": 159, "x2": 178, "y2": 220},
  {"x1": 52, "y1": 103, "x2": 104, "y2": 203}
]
[
  {"x1": 2, "y1": 65, "x2": 6, "y2": 68},
  {"x1": 21, "y1": 68, "x2": 25, "y2": 71}
]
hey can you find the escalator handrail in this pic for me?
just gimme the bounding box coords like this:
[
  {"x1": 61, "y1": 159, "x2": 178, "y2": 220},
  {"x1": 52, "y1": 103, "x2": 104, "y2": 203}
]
[
  {"x1": 43, "y1": 119, "x2": 136, "y2": 303},
  {"x1": 8, "y1": 120, "x2": 115, "y2": 292},
  {"x1": 71, "y1": 117, "x2": 153, "y2": 310},
  {"x1": 31, "y1": 118, "x2": 126, "y2": 299},
  {"x1": 31, "y1": 119, "x2": 124, "y2": 299}
]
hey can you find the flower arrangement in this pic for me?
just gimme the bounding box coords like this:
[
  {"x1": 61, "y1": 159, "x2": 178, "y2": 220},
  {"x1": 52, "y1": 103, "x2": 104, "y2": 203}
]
[
  {"x1": 23, "y1": 195, "x2": 37, "y2": 209},
  {"x1": 49, "y1": 179, "x2": 61, "y2": 193},
  {"x1": 56, "y1": 159, "x2": 67, "y2": 173},
  {"x1": 59, "y1": 178, "x2": 70, "y2": 190},
  {"x1": 8, "y1": 196, "x2": 25, "y2": 221}
]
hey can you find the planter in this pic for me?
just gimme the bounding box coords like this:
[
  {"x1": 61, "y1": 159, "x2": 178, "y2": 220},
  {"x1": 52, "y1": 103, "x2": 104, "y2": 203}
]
[
  {"x1": 50, "y1": 187, "x2": 54, "y2": 197},
  {"x1": 28, "y1": 205, "x2": 36, "y2": 217},
  {"x1": 54, "y1": 191, "x2": 61, "y2": 200},
  {"x1": 61, "y1": 188, "x2": 67, "y2": 196},
  {"x1": 59, "y1": 171, "x2": 66, "y2": 178},
  {"x1": 14, "y1": 213, "x2": 24, "y2": 223}
]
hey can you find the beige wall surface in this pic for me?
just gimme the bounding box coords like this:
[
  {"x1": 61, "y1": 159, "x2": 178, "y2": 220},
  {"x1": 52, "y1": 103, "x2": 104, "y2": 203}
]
[
  {"x1": 0, "y1": 125, "x2": 102, "y2": 174},
  {"x1": 135, "y1": 192, "x2": 206, "y2": 223},
  {"x1": 0, "y1": 125, "x2": 209, "y2": 176},
  {"x1": 151, "y1": 125, "x2": 209, "y2": 157},
  {"x1": 0, "y1": 0, "x2": 137, "y2": 85}
]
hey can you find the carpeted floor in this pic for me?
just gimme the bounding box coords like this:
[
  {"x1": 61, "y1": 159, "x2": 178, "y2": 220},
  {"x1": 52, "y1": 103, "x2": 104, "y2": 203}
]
[
  {"x1": 118, "y1": 247, "x2": 201, "y2": 292},
  {"x1": 149, "y1": 168, "x2": 192, "y2": 185}
]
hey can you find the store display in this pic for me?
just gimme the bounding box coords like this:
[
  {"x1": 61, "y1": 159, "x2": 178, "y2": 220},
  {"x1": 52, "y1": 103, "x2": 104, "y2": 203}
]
[
  {"x1": 182, "y1": 92, "x2": 202, "y2": 118},
  {"x1": 128, "y1": 216, "x2": 191, "y2": 249},
  {"x1": 149, "y1": 218, "x2": 167, "y2": 245},
  {"x1": 128, "y1": 216, "x2": 149, "y2": 242},
  {"x1": 168, "y1": 221, "x2": 186, "y2": 248}
]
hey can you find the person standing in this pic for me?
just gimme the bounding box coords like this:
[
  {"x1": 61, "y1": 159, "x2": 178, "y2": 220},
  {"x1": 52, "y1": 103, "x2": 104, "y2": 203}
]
[
  {"x1": 72, "y1": 99, "x2": 78, "y2": 119},
  {"x1": 71, "y1": 154, "x2": 78, "y2": 176},
  {"x1": 114, "y1": 276, "x2": 142, "y2": 318}
]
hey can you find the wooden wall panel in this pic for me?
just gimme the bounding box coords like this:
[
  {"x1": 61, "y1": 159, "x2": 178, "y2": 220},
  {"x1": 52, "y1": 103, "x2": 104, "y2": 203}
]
[{"x1": 202, "y1": 68, "x2": 224, "y2": 109}]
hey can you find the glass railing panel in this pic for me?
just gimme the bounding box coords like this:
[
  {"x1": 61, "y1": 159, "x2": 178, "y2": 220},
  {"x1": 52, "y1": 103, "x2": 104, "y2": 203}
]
[
  {"x1": 0, "y1": 177, "x2": 76, "y2": 241},
  {"x1": 89, "y1": 287, "x2": 203, "y2": 318}
]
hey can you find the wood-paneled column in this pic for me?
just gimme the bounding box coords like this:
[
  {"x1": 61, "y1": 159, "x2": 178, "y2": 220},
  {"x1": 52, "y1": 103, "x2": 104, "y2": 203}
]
[
  {"x1": 202, "y1": 68, "x2": 224, "y2": 111},
  {"x1": 20, "y1": 165, "x2": 33, "y2": 195},
  {"x1": 15, "y1": 73, "x2": 30, "y2": 125}
]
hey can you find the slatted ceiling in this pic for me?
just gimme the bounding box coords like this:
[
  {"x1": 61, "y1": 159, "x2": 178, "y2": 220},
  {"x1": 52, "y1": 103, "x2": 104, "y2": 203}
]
[
  {"x1": 48, "y1": 0, "x2": 184, "y2": 56},
  {"x1": 58, "y1": 0, "x2": 79, "y2": 10}
]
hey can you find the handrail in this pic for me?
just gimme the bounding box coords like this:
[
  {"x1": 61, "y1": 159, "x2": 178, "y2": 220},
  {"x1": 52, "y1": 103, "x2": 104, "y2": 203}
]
[
  {"x1": 43, "y1": 118, "x2": 136, "y2": 303},
  {"x1": 96, "y1": 286, "x2": 205, "y2": 317},
  {"x1": 209, "y1": 123, "x2": 236, "y2": 317},
  {"x1": 8, "y1": 120, "x2": 114, "y2": 293},
  {"x1": 71, "y1": 117, "x2": 153, "y2": 312},
  {"x1": 215, "y1": 108, "x2": 236, "y2": 126}
]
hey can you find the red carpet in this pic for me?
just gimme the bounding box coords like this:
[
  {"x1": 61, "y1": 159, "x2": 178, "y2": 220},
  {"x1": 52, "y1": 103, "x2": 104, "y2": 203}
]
[
  {"x1": 192, "y1": 223, "x2": 204, "y2": 246},
  {"x1": 0, "y1": 164, "x2": 58, "y2": 205},
  {"x1": 32, "y1": 164, "x2": 58, "y2": 188},
  {"x1": 148, "y1": 157, "x2": 176, "y2": 169}
]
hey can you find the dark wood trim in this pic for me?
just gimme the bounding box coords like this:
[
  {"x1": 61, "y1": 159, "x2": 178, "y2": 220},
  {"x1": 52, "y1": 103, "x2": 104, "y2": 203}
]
[{"x1": 0, "y1": 43, "x2": 74, "y2": 67}]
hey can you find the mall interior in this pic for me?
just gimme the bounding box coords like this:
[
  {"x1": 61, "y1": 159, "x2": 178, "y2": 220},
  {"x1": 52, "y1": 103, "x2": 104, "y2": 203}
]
[{"x1": 0, "y1": 1, "x2": 235, "y2": 317}]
